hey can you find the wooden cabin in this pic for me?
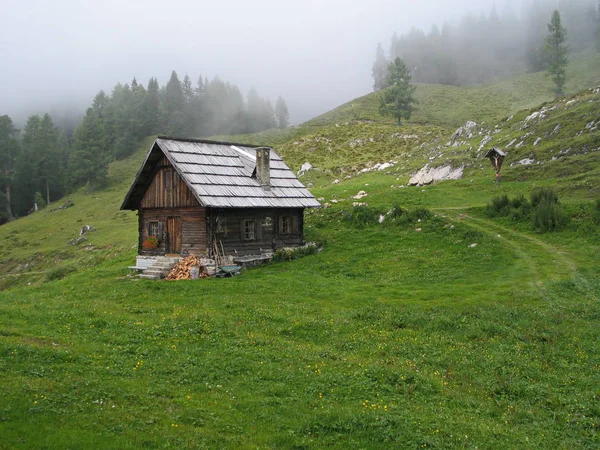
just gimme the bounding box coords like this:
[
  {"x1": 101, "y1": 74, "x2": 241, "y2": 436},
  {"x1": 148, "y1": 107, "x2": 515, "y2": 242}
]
[{"x1": 120, "y1": 137, "x2": 320, "y2": 260}]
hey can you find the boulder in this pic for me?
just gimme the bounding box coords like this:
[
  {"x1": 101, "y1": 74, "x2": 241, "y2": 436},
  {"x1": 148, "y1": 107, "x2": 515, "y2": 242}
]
[
  {"x1": 408, "y1": 164, "x2": 464, "y2": 186},
  {"x1": 298, "y1": 162, "x2": 313, "y2": 176}
]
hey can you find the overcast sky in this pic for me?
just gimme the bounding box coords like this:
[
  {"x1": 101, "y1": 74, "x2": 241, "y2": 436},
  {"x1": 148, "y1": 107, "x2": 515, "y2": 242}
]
[{"x1": 2, "y1": 0, "x2": 504, "y2": 126}]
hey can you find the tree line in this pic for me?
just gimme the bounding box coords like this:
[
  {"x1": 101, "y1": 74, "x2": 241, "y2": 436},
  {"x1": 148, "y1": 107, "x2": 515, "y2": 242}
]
[
  {"x1": 372, "y1": 0, "x2": 600, "y2": 90},
  {"x1": 376, "y1": 8, "x2": 572, "y2": 127},
  {"x1": 0, "y1": 71, "x2": 290, "y2": 223}
]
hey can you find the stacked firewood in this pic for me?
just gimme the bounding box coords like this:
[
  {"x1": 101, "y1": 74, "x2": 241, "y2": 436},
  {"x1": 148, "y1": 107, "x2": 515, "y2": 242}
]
[{"x1": 165, "y1": 255, "x2": 208, "y2": 280}]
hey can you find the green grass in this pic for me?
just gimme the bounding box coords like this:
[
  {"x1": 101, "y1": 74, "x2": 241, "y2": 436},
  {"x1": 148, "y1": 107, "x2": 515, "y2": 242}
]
[
  {"x1": 1, "y1": 201, "x2": 598, "y2": 448},
  {"x1": 304, "y1": 52, "x2": 600, "y2": 128},
  {"x1": 0, "y1": 136, "x2": 152, "y2": 291},
  {"x1": 1, "y1": 65, "x2": 600, "y2": 448}
]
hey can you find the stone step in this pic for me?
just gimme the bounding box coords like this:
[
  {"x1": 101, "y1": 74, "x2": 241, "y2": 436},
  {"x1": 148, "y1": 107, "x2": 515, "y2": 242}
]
[
  {"x1": 139, "y1": 273, "x2": 161, "y2": 280},
  {"x1": 157, "y1": 257, "x2": 180, "y2": 263},
  {"x1": 143, "y1": 269, "x2": 170, "y2": 276},
  {"x1": 150, "y1": 263, "x2": 175, "y2": 270}
]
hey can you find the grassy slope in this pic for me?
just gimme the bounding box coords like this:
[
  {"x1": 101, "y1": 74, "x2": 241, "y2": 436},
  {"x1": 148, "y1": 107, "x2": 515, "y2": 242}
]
[
  {"x1": 0, "y1": 136, "x2": 153, "y2": 290},
  {"x1": 304, "y1": 52, "x2": 600, "y2": 128},
  {"x1": 1, "y1": 61, "x2": 600, "y2": 448}
]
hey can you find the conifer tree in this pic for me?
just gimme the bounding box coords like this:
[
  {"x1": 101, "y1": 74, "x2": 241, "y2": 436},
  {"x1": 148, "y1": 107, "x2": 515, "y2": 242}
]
[
  {"x1": 0, "y1": 115, "x2": 20, "y2": 221},
  {"x1": 68, "y1": 96, "x2": 110, "y2": 191},
  {"x1": 275, "y1": 96, "x2": 289, "y2": 129},
  {"x1": 182, "y1": 74, "x2": 194, "y2": 105},
  {"x1": 36, "y1": 114, "x2": 63, "y2": 204},
  {"x1": 372, "y1": 43, "x2": 390, "y2": 91},
  {"x1": 379, "y1": 58, "x2": 416, "y2": 125},
  {"x1": 142, "y1": 78, "x2": 161, "y2": 135},
  {"x1": 545, "y1": 10, "x2": 569, "y2": 97}
]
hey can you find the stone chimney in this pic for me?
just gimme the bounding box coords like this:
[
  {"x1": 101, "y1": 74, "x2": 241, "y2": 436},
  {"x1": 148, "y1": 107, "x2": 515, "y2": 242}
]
[{"x1": 255, "y1": 147, "x2": 271, "y2": 188}]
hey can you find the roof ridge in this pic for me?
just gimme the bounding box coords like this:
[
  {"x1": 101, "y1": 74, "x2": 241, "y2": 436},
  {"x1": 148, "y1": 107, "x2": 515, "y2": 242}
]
[{"x1": 156, "y1": 135, "x2": 271, "y2": 149}]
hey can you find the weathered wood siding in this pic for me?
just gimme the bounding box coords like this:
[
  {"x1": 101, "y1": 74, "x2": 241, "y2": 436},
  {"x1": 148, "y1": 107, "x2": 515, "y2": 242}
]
[
  {"x1": 208, "y1": 207, "x2": 304, "y2": 256},
  {"x1": 141, "y1": 157, "x2": 199, "y2": 209},
  {"x1": 139, "y1": 208, "x2": 207, "y2": 256}
]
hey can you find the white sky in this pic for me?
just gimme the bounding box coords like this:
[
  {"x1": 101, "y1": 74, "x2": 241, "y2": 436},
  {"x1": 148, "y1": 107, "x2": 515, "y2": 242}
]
[{"x1": 2, "y1": 0, "x2": 505, "y2": 125}]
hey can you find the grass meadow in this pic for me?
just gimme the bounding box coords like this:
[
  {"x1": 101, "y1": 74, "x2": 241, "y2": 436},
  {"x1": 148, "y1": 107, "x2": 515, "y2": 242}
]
[
  {"x1": 1, "y1": 71, "x2": 600, "y2": 448},
  {"x1": 1, "y1": 163, "x2": 599, "y2": 448}
]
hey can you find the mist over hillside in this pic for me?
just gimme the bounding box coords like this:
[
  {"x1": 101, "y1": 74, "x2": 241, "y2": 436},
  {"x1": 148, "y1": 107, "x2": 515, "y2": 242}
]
[{"x1": 3, "y1": 0, "x2": 519, "y2": 125}]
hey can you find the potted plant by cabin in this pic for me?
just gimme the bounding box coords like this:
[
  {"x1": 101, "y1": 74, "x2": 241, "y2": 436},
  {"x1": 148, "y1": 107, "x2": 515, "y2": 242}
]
[{"x1": 142, "y1": 236, "x2": 159, "y2": 249}]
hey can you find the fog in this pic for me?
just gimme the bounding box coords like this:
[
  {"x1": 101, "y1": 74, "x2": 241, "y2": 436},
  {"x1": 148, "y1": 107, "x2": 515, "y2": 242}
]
[{"x1": 3, "y1": 0, "x2": 504, "y2": 126}]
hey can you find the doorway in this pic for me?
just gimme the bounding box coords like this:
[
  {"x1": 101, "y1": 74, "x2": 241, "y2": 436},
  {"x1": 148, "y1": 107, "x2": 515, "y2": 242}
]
[{"x1": 166, "y1": 216, "x2": 182, "y2": 254}]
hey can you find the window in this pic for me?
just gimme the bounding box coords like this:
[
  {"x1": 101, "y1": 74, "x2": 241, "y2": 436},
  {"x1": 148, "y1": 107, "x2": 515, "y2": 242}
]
[
  {"x1": 244, "y1": 220, "x2": 256, "y2": 240},
  {"x1": 279, "y1": 216, "x2": 297, "y2": 235},
  {"x1": 281, "y1": 216, "x2": 292, "y2": 234},
  {"x1": 148, "y1": 221, "x2": 160, "y2": 237}
]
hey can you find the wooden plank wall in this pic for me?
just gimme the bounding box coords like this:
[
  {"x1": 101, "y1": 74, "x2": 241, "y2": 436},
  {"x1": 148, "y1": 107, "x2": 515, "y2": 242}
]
[
  {"x1": 209, "y1": 208, "x2": 304, "y2": 256},
  {"x1": 139, "y1": 207, "x2": 207, "y2": 256},
  {"x1": 141, "y1": 158, "x2": 199, "y2": 209}
]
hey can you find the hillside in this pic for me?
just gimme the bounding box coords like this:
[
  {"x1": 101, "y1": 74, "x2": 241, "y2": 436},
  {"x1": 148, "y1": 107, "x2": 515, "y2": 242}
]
[
  {"x1": 304, "y1": 52, "x2": 600, "y2": 128},
  {"x1": 1, "y1": 76, "x2": 600, "y2": 448}
]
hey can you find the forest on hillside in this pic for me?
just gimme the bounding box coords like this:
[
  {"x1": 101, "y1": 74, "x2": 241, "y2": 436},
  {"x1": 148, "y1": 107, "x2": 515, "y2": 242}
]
[
  {"x1": 0, "y1": 72, "x2": 289, "y2": 223},
  {"x1": 372, "y1": 0, "x2": 600, "y2": 88}
]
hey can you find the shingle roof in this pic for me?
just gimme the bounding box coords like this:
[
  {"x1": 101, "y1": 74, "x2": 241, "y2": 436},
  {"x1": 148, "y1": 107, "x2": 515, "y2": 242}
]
[{"x1": 121, "y1": 137, "x2": 320, "y2": 210}]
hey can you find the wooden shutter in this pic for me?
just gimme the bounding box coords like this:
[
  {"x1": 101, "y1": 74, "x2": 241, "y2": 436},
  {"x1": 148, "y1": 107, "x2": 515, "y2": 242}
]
[{"x1": 256, "y1": 220, "x2": 262, "y2": 240}]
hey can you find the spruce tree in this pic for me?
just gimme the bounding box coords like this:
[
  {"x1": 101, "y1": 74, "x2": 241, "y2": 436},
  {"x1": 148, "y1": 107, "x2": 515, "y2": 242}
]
[
  {"x1": 545, "y1": 10, "x2": 569, "y2": 97},
  {"x1": 372, "y1": 43, "x2": 390, "y2": 91},
  {"x1": 68, "y1": 101, "x2": 110, "y2": 191},
  {"x1": 182, "y1": 74, "x2": 194, "y2": 104},
  {"x1": 378, "y1": 58, "x2": 417, "y2": 125},
  {"x1": 275, "y1": 96, "x2": 289, "y2": 129},
  {"x1": 36, "y1": 114, "x2": 62, "y2": 204},
  {"x1": 0, "y1": 115, "x2": 20, "y2": 221},
  {"x1": 142, "y1": 78, "x2": 161, "y2": 135}
]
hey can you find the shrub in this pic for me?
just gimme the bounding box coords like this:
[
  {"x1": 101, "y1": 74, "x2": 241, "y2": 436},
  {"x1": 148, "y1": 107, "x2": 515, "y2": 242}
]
[
  {"x1": 273, "y1": 243, "x2": 320, "y2": 262},
  {"x1": 487, "y1": 189, "x2": 567, "y2": 232},
  {"x1": 46, "y1": 265, "x2": 76, "y2": 281},
  {"x1": 532, "y1": 199, "x2": 567, "y2": 232},
  {"x1": 487, "y1": 195, "x2": 510, "y2": 217},
  {"x1": 594, "y1": 199, "x2": 600, "y2": 224},
  {"x1": 530, "y1": 188, "x2": 558, "y2": 207},
  {"x1": 343, "y1": 206, "x2": 383, "y2": 227},
  {"x1": 387, "y1": 204, "x2": 405, "y2": 219},
  {"x1": 390, "y1": 207, "x2": 433, "y2": 228}
]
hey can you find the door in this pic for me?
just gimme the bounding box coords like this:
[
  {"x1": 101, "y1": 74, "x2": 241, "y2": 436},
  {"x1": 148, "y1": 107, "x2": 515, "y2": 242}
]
[{"x1": 166, "y1": 216, "x2": 182, "y2": 254}]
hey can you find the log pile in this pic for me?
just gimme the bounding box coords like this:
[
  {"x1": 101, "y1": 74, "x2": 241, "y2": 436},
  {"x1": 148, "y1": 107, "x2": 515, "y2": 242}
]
[{"x1": 165, "y1": 255, "x2": 209, "y2": 280}]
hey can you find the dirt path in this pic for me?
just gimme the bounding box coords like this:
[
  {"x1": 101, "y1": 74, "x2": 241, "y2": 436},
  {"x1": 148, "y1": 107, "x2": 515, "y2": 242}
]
[{"x1": 438, "y1": 210, "x2": 578, "y2": 287}]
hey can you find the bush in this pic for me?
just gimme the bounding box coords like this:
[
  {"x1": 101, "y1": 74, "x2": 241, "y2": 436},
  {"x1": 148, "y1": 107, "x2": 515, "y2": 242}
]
[
  {"x1": 343, "y1": 206, "x2": 383, "y2": 227},
  {"x1": 530, "y1": 188, "x2": 558, "y2": 207},
  {"x1": 273, "y1": 243, "x2": 320, "y2": 262},
  {"x1": 46, "y1": 265, "x2": 76, "y2": 281},
  {"x1": 594, "y1": 199, "x2": 600, "y2": 224},
  {"x1": 487, "y1": 195, "x2": 510, "y2": 217},
  {"x1": 532, "y1": 199, "x2": 567, "y2": 232},
  {"x1": 487, "y1": 189, "x2": 567, "y2": 232}
]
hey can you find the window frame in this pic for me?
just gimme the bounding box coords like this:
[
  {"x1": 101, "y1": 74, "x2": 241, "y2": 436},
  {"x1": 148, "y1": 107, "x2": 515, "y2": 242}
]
[
  {"x1": 279, "y1": 215, "x2": 297, "y2": 235},
  {"x1": 243, "y1": 219, "x2": 256, "y2": 241},
  {"x1": 148, "y1": 221, "x2": 161, "y2": 238}
]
